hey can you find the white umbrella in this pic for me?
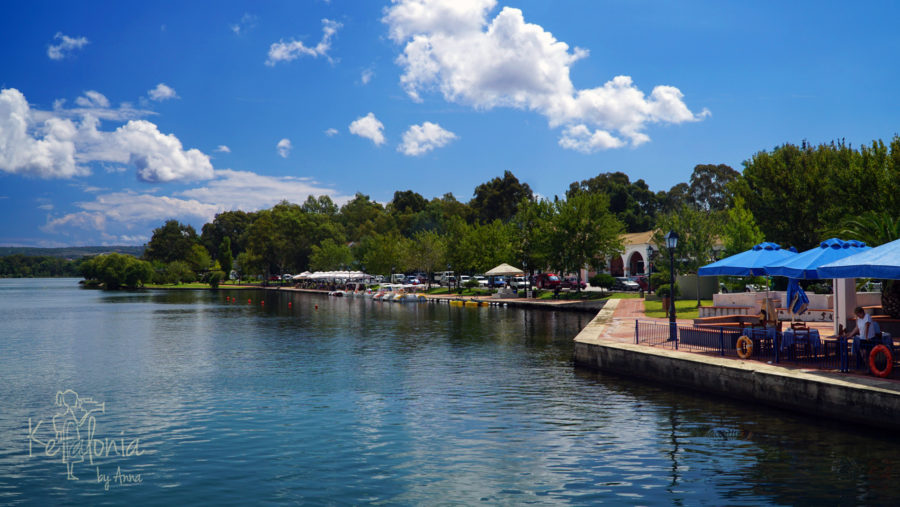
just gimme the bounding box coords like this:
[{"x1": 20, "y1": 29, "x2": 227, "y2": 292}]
[{"x1": 485, "y1": 263, "x2": 524, "y2": 276}]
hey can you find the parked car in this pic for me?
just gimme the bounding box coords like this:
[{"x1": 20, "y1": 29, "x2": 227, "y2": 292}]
[
  {"x1": 534, "y1": 273, "x2": 562, "y2": 289},
  {"x1": 510, "y1": 276, "x2": 531, "y2": 289},
  {"x1": 614, "y1": 277, "x2": 640, "y2": 291},
  {"x1": 491, "y1": 276, "x2": 508, "y2": 287},
  {"x1": 628, "y1": 275, "x2": 649, "y2": 290},
  {"x1": 440, "y1": 274, "x2": 456, "y2": 286},
  {"x1": 560, "y1": 276, "x2": 586, "y2": 290},
  {"x1": 474, "y1": 275, "x2": 489, "y2": 287},
  {"x1": 282, "y1": 273, "x2": 293, "y2": 281}
]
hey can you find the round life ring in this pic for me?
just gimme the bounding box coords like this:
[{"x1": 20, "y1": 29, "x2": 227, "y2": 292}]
[
  {"x1": 868, "y1": 345, "x2": 893, "y2": 378},
  {"x1": 736, "y1": 336, "x2": 753, "y2": 359}
]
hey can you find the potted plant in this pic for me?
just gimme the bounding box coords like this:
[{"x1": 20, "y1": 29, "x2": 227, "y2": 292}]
[{"x1": 656, "y1": 283, "x2": 680, "y2": 317}]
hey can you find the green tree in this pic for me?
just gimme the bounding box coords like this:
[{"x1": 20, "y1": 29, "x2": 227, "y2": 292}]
[
  {"x1": 144, "y1": 220, "x2": 199, "y2": 263},
  {"x1": 469, "y1": 170, "x2": 533, "y2": 223},
  {"x1": 235, "y1": 249, "x2": 263, "y2": 281},
  {"x1": 301, "y1": 195, "x2": 339, "y2": 216},
  {"x1": 81, "y1": 253, "x2": 153, "y2": 289},
  {"x1": 721, "y1": 196, "x2": 764, "y2": 257},
  {"x1": 186, "y1": 244, "x2": 212, "y2": 273},
  {"x1": 688, "y1": 163, "x2": 740, "y2": 212},
  {"x1": 200, "y1": 210, "x2": 254, "y2": 259},
  {"x1": 219, "y1": 237, "x2": 233, "y2": 281},
  {"x1": 309, "y1": 238, "x2": 353, "y2": 271},
  {"x1": 548, "y1": 192, "x2": 624, "y2": 290},
  {"x1": 164, "y1": 260, "x2": 195, "y2": 284},
  {"x1": 510, "y1": 197, "x2": 553, "y2": 279},
  {"x1": 653, "y1": 205, "x2": 720, "y2": 306},
  {"x1": 409, "y1": 230, "x2": 446, "y2": 288},
  {"x1": 567, "y1": 171, "x2": 660, "y2": 232}
]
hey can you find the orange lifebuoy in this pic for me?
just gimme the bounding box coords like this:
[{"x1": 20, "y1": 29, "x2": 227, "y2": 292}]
[
  {"x1": 736, "y1": 336, "x2": 753, "y2": 359},
  {"x1": 868, "y1": 345, "x2": 893, "y2": 378}
]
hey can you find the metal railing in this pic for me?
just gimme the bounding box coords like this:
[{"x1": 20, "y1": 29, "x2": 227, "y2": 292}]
[{"x1": 634, "y1": 320, "x2": 857, "y2": 372}]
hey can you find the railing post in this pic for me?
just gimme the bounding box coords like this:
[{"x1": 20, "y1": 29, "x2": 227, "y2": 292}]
[
  {"x1": 719, "y1": 327, "x2": 725, "y2": 356},
  {"x1": 635, "y1": 319, "x2": 639, "y2": 345},
  {"x1": 774, "y1": 332, "x2": 780, "y2": 364},
  {"x1": 671, "y1": 322, "x2": 678, "y2": 350}
]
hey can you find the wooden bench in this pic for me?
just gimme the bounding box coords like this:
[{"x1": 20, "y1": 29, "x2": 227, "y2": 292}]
[
  {"x1": 697, "y1": 305, "x2": 754, "y2": 318},
  {"x1": 693, "y1": 314, "x2": 763, "y2": 329}
]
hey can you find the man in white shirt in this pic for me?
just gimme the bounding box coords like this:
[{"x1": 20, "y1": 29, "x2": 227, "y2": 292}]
[{"x1": 846, "y1": 306, "x2": 882, "y2": 363}]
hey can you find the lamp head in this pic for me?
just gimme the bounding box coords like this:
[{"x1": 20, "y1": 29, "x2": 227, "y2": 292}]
[{"x1": 665, "y1": 230, "x2": 679, "y2": 250}]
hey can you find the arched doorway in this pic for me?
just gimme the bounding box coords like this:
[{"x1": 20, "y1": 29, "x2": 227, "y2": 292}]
[
  {"x1": 628, "y1": 252, "x2": 644, "y2": 277},
  {"x1": 610, "y1": 256, "x2": 624, "y2": 277}
]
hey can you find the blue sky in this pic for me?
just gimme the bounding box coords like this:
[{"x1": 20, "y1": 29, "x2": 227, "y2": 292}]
[{"x1": 1, "y1": 0, "x2": 898, "y2": 247}]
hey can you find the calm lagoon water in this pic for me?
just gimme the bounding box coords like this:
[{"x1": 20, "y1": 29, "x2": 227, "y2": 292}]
[{"x1": 2, "y1": 278, "x2": 900, "y2": 505}]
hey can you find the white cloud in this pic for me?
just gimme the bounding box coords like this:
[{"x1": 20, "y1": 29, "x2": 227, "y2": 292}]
[
  {"x1": 324, "y1": 128, "x2": 338, "y2": 137},
  {"x1": 231, "y1": 13, "x2": 258, "y2": 35},
  {"x1": 178, "y1": 169, "x2": 349, "y2": 211},
  {"x1": 558, "y1": 124, "x2": 625, "y2": 153},
  {"x1": 266, "y1": 19, "x2": 342, "y2": 66},
  {"x1": 383, "y1": 0, "x2": 706, "y2": 150},
  {"x1": 215, "y1": 145, "x2": 231, "y2": 153},
  {"x1": 148, "y1": 83, "x2": 178, "y2": 101},
  {"x1": 0, "y1": 88, "x2": 82, "y2": 178},
  {"x1": 75, "y1": 91, "x2": 110, "y2": 108},
  {"x1": 348, "y1": 113, "x2": 385, "y2": 146},
  {"x1": 276, "y1": 138, "x2": 292, "y2": 158},
  {"x1": 1, "y1": 88, "x2": 214, "y2": 182},
  {"x1": 42, "y1": 169, "x2": 350, "y2": 241},
  {"x1": 47, "y1": 32, "x2": 89, "y2": 60},
  {"x1": 398, "y1": 121, "x2": 457, "y2": 155},
  {"x1": 361, "y1": 68, "x2": 375, "y2": 84}
]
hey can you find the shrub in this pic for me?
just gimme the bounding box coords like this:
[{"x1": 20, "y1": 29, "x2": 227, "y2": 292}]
[
  {"x1": 464, "y1": 278, "x2": 479, "y2": 289},
  {"x1": 656, "y1": 283, "x2": 680, "y2": 299},
  {"x1": 204, "y1": 270, "x2": 226, "y2": 289},
  {"x1": 650, "y1": 272, "x2": 670, "y2": 291},
  {"x1": 590, "y1": 273, "x2": 616, "y2": 289}
]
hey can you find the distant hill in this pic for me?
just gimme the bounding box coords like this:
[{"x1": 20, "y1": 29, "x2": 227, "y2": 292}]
[{"x1": 0, "y1": 245, "x2": 145, "y2": 259}]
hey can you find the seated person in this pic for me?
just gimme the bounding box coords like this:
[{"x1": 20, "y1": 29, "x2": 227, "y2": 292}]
[{"x1": 844, "y1": 306, "x2": 884, "y2": 358}]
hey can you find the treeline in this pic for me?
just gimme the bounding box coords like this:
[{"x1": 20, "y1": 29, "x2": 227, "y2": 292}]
[
  {"x1": 0, "y1": 254, "x2": 84, "y2": 278},
  {"x1": 80, "y1": 135, "x2": 900, "y2": 290}
]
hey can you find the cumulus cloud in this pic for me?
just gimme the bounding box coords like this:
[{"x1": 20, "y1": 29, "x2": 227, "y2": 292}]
[
  {"x1": 266, "y1": 19, "x2": 342, "y2": 65},
  {"x1": 398, "y1": 121, "x2": 457, "y2": 155},
  {"x1": 324, "y1": 128, "x2": 338, "y2": 137},
  {"x1": 383, "y1": 0, "x2": 706, "y2": 150},
  {"x1": 215, "y1": 145, "x2": 231, "y2": 153},
  {"x1": 42, "y1": 170, "x2": 350, "y2": 242},
  {"x1": 148, "y1": 83, "x2": 178, "y2": 101},
  {"x1": 47, "y1": 32, "x2": 89, "y2": 60},
  {"x1": 276, "y1": 138, "x2": 292, "y2": 158},
  {"x1": 361, "y1": 68, "x2": 375, "y2": 84},
  {"x1": 0, "y1": 88, "x2": 82, "y2": 178},
  {"x1": 1, "y1": 87, "x2": 214, "y2": 182},
  {"x1": 348, "y1": 113, "x2": 385, "y2": 146}
]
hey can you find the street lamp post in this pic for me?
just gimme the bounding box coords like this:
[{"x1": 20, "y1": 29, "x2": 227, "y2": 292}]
[{"x1": 665, "y1": 230, "x2": 679, "y2": 346}]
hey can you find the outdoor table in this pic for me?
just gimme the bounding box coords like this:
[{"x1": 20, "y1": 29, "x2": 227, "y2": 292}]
[
  {"x1": 740, "y1": 327, "x2": 777, "y2": 357},
  {"x1": 782, "y1": 328, "x2": 821, "y2": 355}
]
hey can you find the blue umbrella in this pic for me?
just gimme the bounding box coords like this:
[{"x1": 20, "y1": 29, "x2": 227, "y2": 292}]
[
  {"x1": 818, "y1": 238, "x2": 900, "y2": 279},
  {"x1": 765, "y1": 238, "x2": 870, "y2": 279},
  {"x1": 697, "y1": 242, "x2": 797, "y2": 277},
  {"x1": 785, "y1": 278, "x2": 809, "y2": 316}
]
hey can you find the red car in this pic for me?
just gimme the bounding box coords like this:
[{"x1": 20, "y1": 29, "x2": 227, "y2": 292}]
[
  {"x1": 560, "y1": 276, "x2": 586, "y2": 290},
  {"x1": 533, "y1": 273, "x2": 561, "y2": 289}
]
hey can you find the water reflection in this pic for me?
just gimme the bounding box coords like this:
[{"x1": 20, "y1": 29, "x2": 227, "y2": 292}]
[{"x1": 2, "y1": 280, "x2": 899, "y2": 505}]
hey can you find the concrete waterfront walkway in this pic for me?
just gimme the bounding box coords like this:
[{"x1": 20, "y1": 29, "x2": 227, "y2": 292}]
[{"x1": 574, "y1": 297, "x2": 900, "y2": 429}]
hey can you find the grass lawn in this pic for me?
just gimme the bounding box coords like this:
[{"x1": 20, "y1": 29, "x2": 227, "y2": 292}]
[
  {"x1": 144, "y1": 282, "x2": 215, "y2": 289},
  {"x1": 643, "y1": 299, "x2": 713, "y2": 319}
]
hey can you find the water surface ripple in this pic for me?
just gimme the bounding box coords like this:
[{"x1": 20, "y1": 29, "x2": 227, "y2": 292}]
[{"x1": 1, "y1": 279, "x2": 898, "y2": 505}]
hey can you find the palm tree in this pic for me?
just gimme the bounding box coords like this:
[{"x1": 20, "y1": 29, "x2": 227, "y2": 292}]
[{"x1": 833, "y1": 211, "x2": 900, "y2": 317}]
